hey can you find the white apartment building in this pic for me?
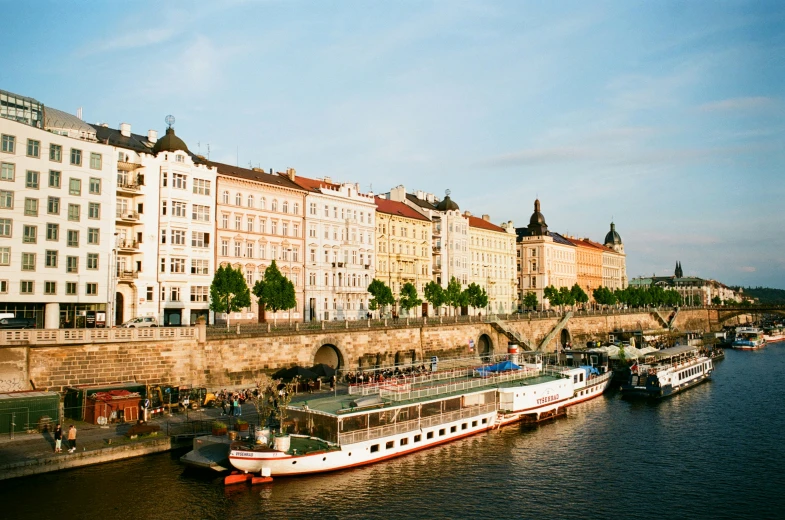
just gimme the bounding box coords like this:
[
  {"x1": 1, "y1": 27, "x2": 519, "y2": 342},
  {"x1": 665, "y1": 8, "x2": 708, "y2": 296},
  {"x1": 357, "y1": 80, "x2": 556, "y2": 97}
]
[
  {"x1": 94, "y1": 121, "x2": 217, "y2": 326},
  {"x1": 466, "y1": 213, "x2": 517, "y2": 315},
  {"x1": 213, "y1": 163, "x2": 307, "y2": 323},
  {"x1": 293, "y1": 175, "x2": 376, "y2": 321},
  {"x1": 0, "y1": 89, "x2": 116, "y2": 328},
  {"x1": 601, "y1": 222, "x2": 627, "y2": 290}
]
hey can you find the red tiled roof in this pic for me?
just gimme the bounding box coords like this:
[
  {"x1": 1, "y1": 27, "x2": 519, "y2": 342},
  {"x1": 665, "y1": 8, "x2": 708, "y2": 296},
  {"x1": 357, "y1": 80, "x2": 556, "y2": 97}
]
[
  {"x1": 206, "y1": 160, "x2": 306, "y2": 191},
  {"x1": 286, "y1": 174, "x2": 341, "y2": 193},
  {"x1": 374, "y1": 197, "x2": 430, "y2": 221},
  {"x1": 467, "y1": 215, "x2": 505, "y2": 233},
  {"x1": 573, "y1": 238, "x2": 614, "y2": 252}
]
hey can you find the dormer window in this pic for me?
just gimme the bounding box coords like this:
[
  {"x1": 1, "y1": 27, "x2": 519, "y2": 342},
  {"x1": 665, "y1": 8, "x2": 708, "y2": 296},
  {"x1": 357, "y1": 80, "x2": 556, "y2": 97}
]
[{"x1": 175, "y1": 154, "x2": 184, "y2": 163}]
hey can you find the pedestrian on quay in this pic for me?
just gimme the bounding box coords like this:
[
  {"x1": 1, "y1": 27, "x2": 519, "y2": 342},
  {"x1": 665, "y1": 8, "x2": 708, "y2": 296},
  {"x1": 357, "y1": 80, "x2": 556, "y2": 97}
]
[
  {"x1": 234, "y1": 395, "x2": 241, "y2": 417},
  {"x1": 67, "y1": 425, "x2": 77, "y2": 453},
  {"x1": 228, "y1": 395, "x2": 235, "y2": 417},
  {"x1": 54, "y1": 423, "x2": 63, "y2": 453}
]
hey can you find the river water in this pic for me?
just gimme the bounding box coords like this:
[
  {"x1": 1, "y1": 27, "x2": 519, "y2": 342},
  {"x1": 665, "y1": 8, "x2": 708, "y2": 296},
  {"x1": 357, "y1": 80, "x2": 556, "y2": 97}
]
[{"x1": 3, "y1": 345, "x2": 784, "y2": 520}]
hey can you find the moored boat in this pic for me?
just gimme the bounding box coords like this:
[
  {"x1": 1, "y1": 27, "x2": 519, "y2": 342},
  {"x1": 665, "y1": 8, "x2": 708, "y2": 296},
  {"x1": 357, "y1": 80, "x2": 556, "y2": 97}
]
[
  {"x1": 763, "y1": 326, "x2": 785, "y2": 344},
  {"x1": 228, "y1": 351, "x2": 612, "y2": 477},
  {"x1": 731, "y1": 327, "x2": 765, "y2": 350},
  {"x1": 620, "y1": 345, "x2": 713, "y2": 399}
]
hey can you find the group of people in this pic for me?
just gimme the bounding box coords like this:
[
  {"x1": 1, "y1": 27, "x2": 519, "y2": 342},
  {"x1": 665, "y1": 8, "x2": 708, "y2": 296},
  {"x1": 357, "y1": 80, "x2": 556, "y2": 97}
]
[
  {"x1": 53, "y1": 424, "x2": 77, "y2": 454},
  {"x1": 217, "y1": 388, "x2": 255, "y2": 417},
  {"x1": 344, "y1": 364, "x2": 431, "y2": 385}
]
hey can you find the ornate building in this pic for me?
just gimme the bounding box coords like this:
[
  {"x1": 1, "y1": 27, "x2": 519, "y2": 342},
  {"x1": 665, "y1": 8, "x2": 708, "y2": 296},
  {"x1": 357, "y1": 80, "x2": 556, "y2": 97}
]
[
  {"x1": 467, "y1": 213, "x2": 517, "y2": 315},
  {"x1": 570, "y1": 238, "x2": 604, "y2": 301},
  {"x1": 602, "y1": 221, "x2": 627, "y2": 290}
]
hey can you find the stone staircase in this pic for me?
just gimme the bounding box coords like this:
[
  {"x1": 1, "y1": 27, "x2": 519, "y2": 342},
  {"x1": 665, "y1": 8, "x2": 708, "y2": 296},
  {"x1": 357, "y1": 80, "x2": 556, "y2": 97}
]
[
  {"x1": 651, "y1": 310, "x2": 671, "y2": 328},
  {"x1": 490, "y1": 320, "x2": 534, "y2": 351},
  {"x1": 538, "y1": 311, "x2": 574, "y2": 351}
]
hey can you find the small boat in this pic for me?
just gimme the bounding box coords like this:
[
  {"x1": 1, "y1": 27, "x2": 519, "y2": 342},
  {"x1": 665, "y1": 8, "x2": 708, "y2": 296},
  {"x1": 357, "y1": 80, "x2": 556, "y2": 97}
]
[
  {"x1": 180, "y1": 434, "x2": 233, "y2": 472},
  {"x1": 763, "y1": 326, "x2": 785, "y2": 344},
  {"x1": 620, "y1": 345, "x2": 713, "y2": 399},
  {"x1": 731, "y1": 327, "x2": 765, "y2": 350}
]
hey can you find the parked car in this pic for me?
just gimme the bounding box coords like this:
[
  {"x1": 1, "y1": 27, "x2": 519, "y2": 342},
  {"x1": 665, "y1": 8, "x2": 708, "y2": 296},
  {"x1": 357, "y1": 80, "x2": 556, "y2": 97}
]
[
  {"x1": 120, "y1": 317, "x2": 158, "y2": 328},
  {"x1": 0, "y1": 317, "x2": 37, "y2": 329}
]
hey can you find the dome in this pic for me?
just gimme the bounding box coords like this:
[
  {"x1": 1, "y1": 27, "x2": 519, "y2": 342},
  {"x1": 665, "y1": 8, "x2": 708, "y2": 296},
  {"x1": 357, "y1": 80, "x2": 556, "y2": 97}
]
[
  {"x1": 604, "y1": 222, "x2": 622, "y2": 246},
  {"x1": 529, "y1": 199, "x2": 547, "y2": 226},
  {"x1": 152, "y1": 127, "x2": 189, "y2": 155},
  {"x1": 435, "y1": 194, "x2": 459, "y2": 211}
]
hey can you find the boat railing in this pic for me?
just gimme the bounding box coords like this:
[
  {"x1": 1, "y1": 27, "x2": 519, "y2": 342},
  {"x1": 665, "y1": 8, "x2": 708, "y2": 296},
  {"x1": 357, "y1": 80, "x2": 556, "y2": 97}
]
[
  {"x1": 348, "y1": 365, "x2": 485, "y2": 396},
  {"x1": 337, "y1": 403, "x2": 496, "y2": 445},
  {"x1": 379, "y1": 367, "x2": 540, "y2": 402}
]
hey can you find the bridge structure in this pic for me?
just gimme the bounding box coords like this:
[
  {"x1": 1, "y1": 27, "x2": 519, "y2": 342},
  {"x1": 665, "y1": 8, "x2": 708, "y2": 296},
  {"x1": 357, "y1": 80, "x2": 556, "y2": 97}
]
[{"x1": 708, "y1": 305, "x2": 785, "y2": 326}]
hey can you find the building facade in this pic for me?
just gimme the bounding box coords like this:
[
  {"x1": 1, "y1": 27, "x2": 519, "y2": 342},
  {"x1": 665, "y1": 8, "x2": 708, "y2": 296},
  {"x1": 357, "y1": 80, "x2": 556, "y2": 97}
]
[
  {"x1": 374, "y1": 195, "x2": 431, "y2": 315},
  {"x1": 570, "y1": 238, "x2": 604, "y2": 301},
  {"x1": 467, "y1": 213, "x2": 517, "y2": 315},
  {"x1": 601, "y1": 222, "x2": 627, "y2": 290},
  {"x1": 1, "y1": 89, "x2": 116, "y2": 328},
  {"x1": 213, "y1": 163, "x2": 307, "y2": 323}
]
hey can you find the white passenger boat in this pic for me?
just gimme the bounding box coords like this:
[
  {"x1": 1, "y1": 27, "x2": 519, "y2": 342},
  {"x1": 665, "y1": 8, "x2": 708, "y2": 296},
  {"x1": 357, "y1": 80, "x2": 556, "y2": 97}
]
[
  {"x1": 620, "y1": 345, "x2": 713, "y2": 399},
  {"x1": 731, "y1": 327, "x2": 765, "y2": 350},
  {"x1": 763, "y1": 326, "x2": 785, "y2": 344},
  {"x1": 228, "y1": 351, "x2": 612, "y2": 477}
]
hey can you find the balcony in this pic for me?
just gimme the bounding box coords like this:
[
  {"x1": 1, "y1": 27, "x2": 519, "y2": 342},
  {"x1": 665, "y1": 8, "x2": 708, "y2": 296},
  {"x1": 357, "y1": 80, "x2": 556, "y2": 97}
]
[
  {"x1": 117, "y1": 270, "x2": 140, "y2": 281},
  {"x1": 116, "y1": 209, "x2": 139, "y2": 222},
  {"x1": 432, "y1": 264, "x2": 442, "y2": 273},
  {"x1": 117, "y1": 160, "x2": 143, "y2": 172},
  {"x1": 432, "y1": 245, "x2": 441, "y2": 253},
  {"x1": 117, "y1": 180, "x2": 141, "y2": 195},
  {"x1": 116, "y1": 239, "x2": 139, "y2": 251}
]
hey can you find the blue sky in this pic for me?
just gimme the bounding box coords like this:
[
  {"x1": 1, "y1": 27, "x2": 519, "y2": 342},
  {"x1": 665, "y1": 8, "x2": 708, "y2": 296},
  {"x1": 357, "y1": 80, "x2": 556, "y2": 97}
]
[{"x1": 6, "y1": 1, "x2": 784, "y2": 288}]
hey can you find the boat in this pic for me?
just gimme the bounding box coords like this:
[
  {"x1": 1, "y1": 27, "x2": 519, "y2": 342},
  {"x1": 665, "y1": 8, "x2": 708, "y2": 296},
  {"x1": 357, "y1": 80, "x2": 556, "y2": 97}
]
[
  {"x1": 763, "y1": 326, "x2": 785, "y2": 344},
  {"x1": 180, "y1": 434, "x2": 233, "y2": 472},
  {"x1": 228, "y1": 350, "x2": 612, "y2": 477},
  {"x1": 731, "y1": 327, "x2": 765, "y2": 350},
  {"x1": 620, "y1": 345, "x2": 713, "y2": 399}
]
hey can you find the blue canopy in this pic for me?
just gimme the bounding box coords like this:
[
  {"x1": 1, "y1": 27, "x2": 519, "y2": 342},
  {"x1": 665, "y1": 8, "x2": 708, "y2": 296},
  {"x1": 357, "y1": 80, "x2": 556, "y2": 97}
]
[
  {"x1": 476, "y1": 360, "x2": 521, "y2": 376},
  {"x1": 579, "y1": 365, "x2": 600, "y2": 376}
]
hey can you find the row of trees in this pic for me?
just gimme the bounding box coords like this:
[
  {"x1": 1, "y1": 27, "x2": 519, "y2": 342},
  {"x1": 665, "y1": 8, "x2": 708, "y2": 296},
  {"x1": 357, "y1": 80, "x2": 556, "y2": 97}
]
[
  {"x1": 209, "y1": 261, "x2": 296, "y2": 326},
  {"x1": 519, "y1": 283, "x2": 686, "y2": 311},
  {"x1": 368, "y1": 276, "x2": 489, "y2": 316}
]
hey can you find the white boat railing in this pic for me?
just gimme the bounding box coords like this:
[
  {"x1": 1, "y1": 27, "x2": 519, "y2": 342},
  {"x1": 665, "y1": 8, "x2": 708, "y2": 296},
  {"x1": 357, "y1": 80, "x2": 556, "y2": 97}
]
[
  {"x1": 348, "y1": 366, "x2": 485, "y2": 396},
  {"x1": 379, "y1": 367, "x2": 541, "y2": 402}
]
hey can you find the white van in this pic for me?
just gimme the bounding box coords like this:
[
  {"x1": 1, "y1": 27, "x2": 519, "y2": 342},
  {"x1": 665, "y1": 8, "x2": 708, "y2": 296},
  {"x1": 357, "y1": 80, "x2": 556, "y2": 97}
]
[{"x1": 120, "y1": 316, "x2": 158, "y2": 328}]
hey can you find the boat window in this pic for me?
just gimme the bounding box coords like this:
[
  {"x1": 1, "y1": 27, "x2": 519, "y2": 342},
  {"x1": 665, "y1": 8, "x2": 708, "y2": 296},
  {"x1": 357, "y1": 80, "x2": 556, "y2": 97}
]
[
  {"x1": 400, "y1": 438, "x2": 408, "y2": 446},
  {"x1": 482, "y1": 418, "x2": 488, "y2": 424},
  {"x1": 414, "y1": 434, "x2": 421, "y2": 442},
  {"x1": 370, "y1": 444, "x2": 379, "y2": 453},
  {"x1": 450, "y1": 426, "x2": 457, "y2": 433},
  {"x1": 472, "y1": 421, "x2": 477, "y2": 427},
  {"x1": 580, "y1": 373, "x2": 584, "y2": 382},
  {"x1": 427, "y1": 431, "x2": 434, "y2": 439},
  {"x1": 462, "y1": 423, "x2": 468, "y2": 430},
  {"x1": 386, "y1": 441, "x2": 394, "y2": 449},
  {"x1": 439, "y1": 429, "x2": 445, "y2": 436}
]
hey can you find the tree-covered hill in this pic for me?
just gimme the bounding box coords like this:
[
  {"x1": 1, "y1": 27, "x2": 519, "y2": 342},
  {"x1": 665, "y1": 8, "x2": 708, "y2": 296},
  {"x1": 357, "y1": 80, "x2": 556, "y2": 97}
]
[{"x1": 734, "y1": 287, "x2": 785, "y2": 304}]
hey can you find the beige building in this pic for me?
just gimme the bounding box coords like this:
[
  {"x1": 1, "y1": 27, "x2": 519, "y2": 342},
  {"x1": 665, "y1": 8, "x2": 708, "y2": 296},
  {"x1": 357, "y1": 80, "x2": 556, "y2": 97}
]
[
  {"x1": 466, "y1": 213, "x2": 517, "y2": 315},
  {"x1": 570, "y1": 238, "x2": 605, "y2": 301},
  {"x1": 601, "y1": 222, "x2": 627, "y2": 290},
  {"x1": 374, "y1": 195, "x2": 432, "y2": 316},
  {"x1": 212, "y1": 163, "x2": 307, "y2": 322}
]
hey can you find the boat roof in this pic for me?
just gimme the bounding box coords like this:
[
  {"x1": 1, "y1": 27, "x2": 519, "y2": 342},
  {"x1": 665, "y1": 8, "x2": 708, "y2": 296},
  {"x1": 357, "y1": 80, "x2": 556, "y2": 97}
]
[{"x1": 646, "y1": 344, "x2": 700, "y2": 361}]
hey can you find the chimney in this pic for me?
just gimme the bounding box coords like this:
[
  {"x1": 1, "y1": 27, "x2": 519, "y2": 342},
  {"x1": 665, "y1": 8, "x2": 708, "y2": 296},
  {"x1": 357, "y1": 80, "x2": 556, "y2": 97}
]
[
  {"x1": 323, "y1": 176, "x2": 332, "y2": 184},
  {"x1": 269, "y1": 168, "x2": 273, "y2": 175},
  {"x1": 288, "y1": 168, "x2": 296, "y2": 181},
  {"x1": 120, "y1": 123, "x2": 131, "y2": 137},
  {"x1": 416, "y1": 190, "x2": 424, "y2": 200},
  {"x1": 252, "y1": 167, "x2": 264, "y2": 172},
  {"x1": 389, "y1": 185, "x2": 406, "y2": 202},
  {"x1": 482, "y1": 214, "x2": 490, "y2": 222},
  {"x1": 147, "y1": 129, "x2": 158, "y2": 143},
  {"x1": 426, "y1": 193, "x2": 435, "y2": 203},
  {"x1": 464, "y1": 211, "x2": 472, "y2": 217}
]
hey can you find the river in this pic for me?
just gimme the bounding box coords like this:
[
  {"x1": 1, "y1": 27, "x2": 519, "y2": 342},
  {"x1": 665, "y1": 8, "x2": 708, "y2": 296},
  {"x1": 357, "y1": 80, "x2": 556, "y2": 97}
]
[{"x1": 3, "y1": 345, "x2": 784, "y2": 520}]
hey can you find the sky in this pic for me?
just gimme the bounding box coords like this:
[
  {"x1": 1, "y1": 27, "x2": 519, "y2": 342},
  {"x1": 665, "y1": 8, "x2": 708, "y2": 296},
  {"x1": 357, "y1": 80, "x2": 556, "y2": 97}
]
[{"x1": 5, "y1": 1, "x2": 784, "y2": 288}]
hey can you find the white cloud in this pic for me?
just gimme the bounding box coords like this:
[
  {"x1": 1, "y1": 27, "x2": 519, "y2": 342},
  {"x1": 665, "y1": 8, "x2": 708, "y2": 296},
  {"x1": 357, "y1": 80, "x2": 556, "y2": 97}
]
[{"x1": 740, "y1": 266, "x2": 757, "y2": 273}]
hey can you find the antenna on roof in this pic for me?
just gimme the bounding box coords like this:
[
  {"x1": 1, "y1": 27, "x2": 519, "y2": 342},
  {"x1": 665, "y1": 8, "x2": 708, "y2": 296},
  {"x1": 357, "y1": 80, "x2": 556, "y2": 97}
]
[
  {"x1": 165, "y1": 115, "x2": 175, "y2": 129},
  {"x1": 206, "y1": 144, "x2": 210, "y2": 160}
]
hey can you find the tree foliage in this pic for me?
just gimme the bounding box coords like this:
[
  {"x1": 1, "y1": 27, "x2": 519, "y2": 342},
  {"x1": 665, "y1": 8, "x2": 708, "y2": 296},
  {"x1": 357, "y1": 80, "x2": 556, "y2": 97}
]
[
  {"x1": 523, "y1": 291, "x2": 538, "y2": 310},
  {"x1": 570, "y1": 283, "x2": 589, "y2": 305},
  {"x1": 367, "y1": 279, "x2": 395, "y2": 312},
  {"x1": 209, "y1": 265, "x2": 251, "y2": 325},
  {"x1": 424, "y1": 281, "x2": 446, "y2": 315},
  {"x1": 253, "y1": 260, "x2": 296, "y2": 317},
  {"x1": 398, "y1": 282, "x2": 422, "y2": 314},
  {"x1": 543, "y1": 285, "x2": 561, "y2": 307},
  {"x1": 593, "y1": 286, "x2": 617, "y2": 306},
  {"x1": 445, "y1": 277, "x2": 466, "y2": 315},
  {"x1": 464, "y1": 283, "x2": 488, "y2": 311}
]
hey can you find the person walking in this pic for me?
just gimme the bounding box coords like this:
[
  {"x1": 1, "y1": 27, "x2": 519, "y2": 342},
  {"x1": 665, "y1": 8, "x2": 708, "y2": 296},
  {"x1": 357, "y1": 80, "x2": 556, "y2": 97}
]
[
  {"x1": 54, "y1": 423, "x2": 63, "y2": 453},
  {"x1": 233, "y1": 395, "x2": 241, "y2": 417},
  {"x1": 67, "y1": 425, "x2": 77, "y2": 453}
]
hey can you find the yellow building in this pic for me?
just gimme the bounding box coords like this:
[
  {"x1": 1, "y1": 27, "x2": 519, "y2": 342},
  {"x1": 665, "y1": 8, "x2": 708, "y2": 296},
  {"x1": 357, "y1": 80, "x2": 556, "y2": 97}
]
[
  {"x1": 466, "y1": 213, "x2": 517, "y2": 315},
  {"x1": 570, "y1": 238, "x2": 605, "y2": 301},
  {"x1": 374, "y1": 196, "x2": 432, "y2": 315}
]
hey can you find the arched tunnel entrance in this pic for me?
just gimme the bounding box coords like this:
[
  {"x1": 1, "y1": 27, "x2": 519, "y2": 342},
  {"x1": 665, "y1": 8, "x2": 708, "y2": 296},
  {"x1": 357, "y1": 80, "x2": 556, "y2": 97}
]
[
  {"x1": 560, "y1": 328, "x2": 571, "y2": 349},
  {"x1": 314, "y1": 344, "x2": 343, "y2": 370},
  {"x1": 478, "y1": 333, "x2": 493, "y2": 361}
]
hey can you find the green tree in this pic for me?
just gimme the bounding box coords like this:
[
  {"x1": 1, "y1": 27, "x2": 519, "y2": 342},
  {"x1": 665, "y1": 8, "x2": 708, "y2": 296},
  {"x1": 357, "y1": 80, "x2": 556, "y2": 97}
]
[
  {"x1": 543, "y1": 285, "x2": 562, "y2": 308},
  {"x1": 445, "y1": 276, "x2": 465, "y2": 316},
  {"x1": 558, "y1": 286, "x2": 576, "y2": 308},
  {"x1": 711, "y1": 296, "x2": 722, "y2": 306},
  {"x1": 570, "y1": 284, "x2": 589, "y2": 306},
  {"x1": 464, "y1": 283, "x2": 489, "y2": 314},
  {"x1": 523, "y1": 291, "x2": 538, "y2": 310},
  {"x1": 592, "y1": 286, "x2": 616, "y2": 306},
  {"x1": 367, "y1": 279, "x2": 395, "y2": 316},
  {"x1": 253, "y1": 260, "x2": 296, "y2": 323},
  {"x1": 398, "y1": 282, "x2": 422, "y2": 316},
  {"x1": 424, "y1": 281, "x2": 446, "y2": 316},
  {"x1": 209, "y1": 265, "x2": 251, "y2": 328}
]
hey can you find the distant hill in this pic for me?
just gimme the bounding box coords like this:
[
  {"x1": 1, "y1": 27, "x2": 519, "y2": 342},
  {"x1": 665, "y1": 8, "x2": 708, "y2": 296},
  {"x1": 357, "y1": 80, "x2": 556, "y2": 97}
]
[{"x1": 734, "y1": 287, "x2": 785, "y2": 304}]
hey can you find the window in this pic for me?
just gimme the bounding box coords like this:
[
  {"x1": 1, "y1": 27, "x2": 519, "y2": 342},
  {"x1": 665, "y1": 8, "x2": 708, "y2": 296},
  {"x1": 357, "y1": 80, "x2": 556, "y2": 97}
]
[
  {"x1": 271, "y1": 221, "x2": 277, "y2": 235},
  {"x1": 282, "y1": 201, "x2": 289, "y2": 213},
  {"x1": 160, "y1": 258, "x2": 166, "y2": 273},
  {"x1": 247, "y1": 195, "x2": 254, "y2": 207},
  {"x1": 0, "y1": 190, "x2": 12, "y2": 208},
  {"x1": 20, "y1": 280, "x2": 34, "y2": 294},
  {"x1": 193, "y1": 178, "x2": 211, "y2": 195},
  {"x1": 245, "y1": 268, "x2": 253, "y2": 285},
  {"x1": 282, "y1": 222, "x2": 288, "y2": 236},
  {"x1": 191, "y1": 259, "x2": 209, "y2": 275},
  {"x1": 88, "y1": 202, "x2": 100, "y2": 219},
  {"x1": 86, "y1": 283, "x2": 98, "y2": 295},
  {"x1": 293, "y1": 224, "x2": 299, "y2": 237},
  {"x1": 44, "y1": 281, "x2": 56, "y2": 295},
  {"x1": 23, "y1": 225, "x2": 37, "y2": 243},
  {"x1": 68, "y1": 203, "x2": 80, "y2": 221},
  {"x1": 310, "y1": 202, "x2": 317, "y2": 215},
  {"x1": 221, "y1": 214, "x2": 228, "y2": 228},
  {"x1": 234, "y1": 241, "x2": 241, "y2": 257},
  {"x1": 190, "y1": 286, "x2": 209, "y2": 302},
  {"x1": 161, "y1": 201, "x2": 167, "y2": 215},
  {"x1": 70, "y1": 148, "x2": 82, "y2": 166},
  {"x1": 170, "y1": 287, "x2": 181, "y2": 302},
  {"x1": 87, "y1": 228, "x2": 99, "y2": 244},
  {"x1": 1, "y1": 135, "x2": 15, "y2": 153},
  {"x1": 172, "y1": 173, "x2": 186, "y2": 189},
  {"x1": 67, "y1": 229, "x2": 79, "y2": 247},
  {"x1": 400, "y1": 438, "x2": 408, "y2": 446},
  {"x1": 26, "y1": 170, "x2": 39, "y2": 189},
  {"x1": 0, "y1": 280, "x2": 6, "y2": 293},
  {"x1": 222, "y1": 190, "x2": 229, "y2": 204},
  {"x1": 66, "y1": 256, "x2": 78, "y2": 273},
  {"x1": 48, "y1": 170, "x2": 60, "y2": 188},
  {"x1": 0, "y1": 162, "x2": 14, "y2": 181},
  {"x1": 235, "y1": 215, "x2": 241, "y2": 230},
  {"x1": 246, "y1": 242, "x2": 253, "y2": 258},
  {"x1": 172, "y1": 201, "x2": 186, "y2": 217},
  {"x1": 46, "y1": 223, "x2": 58, "y2": 241},
  {"x1": 160, "y1": 229, "x2": 166, "y2": 244},
  {"x1": 50, "y1": 144, "x2": 62, "y2": 162},
  {"x1": 309, "y1": 225, "x2": 316, "y2": 238},
  {"x1": 89, "y1": 152, "x2": 102, "y2": 170},
  {"x1": 87, "y1": 253, "x2": 99, "y2": 270},
  {"x1": 259, "y1": 197, "x2": 266, "y2": 210},
  {"x1": 25, "y1": 198, "x2": 38, "y2": 216},
  {"x1": 221, "y1": 239, "x2": 229, "y2": 256},
  {"x1": 89, "y1": 177, "x2": 101, "y2": 194},
  {"x1": 192, "y1": 204, "x2": 210, "y2": 221},
  {"x1": 0, "y1": 246, "x2": 9, "y2": 264},
  {"x1": 191, "y1": 231, "x2": 210, "y2": 248},
  {"x1": 175, "y1": 154, "x2": 184, "y2": 163},
  {"x1": 69, "y1": 178, "x2": 81, "y2": 195},
  {"x1": 66, "y1": 281, "x2": 76, "y2": 294},
  {"x1": 146, "y1": 287, "x2": 154, "y2": 301},
  {"x1": 247, "y1": 217, "x2": 253, "y2": 232},
  {"x1": 171, "y1": 229, "x2": 186, "y2": 245},
  {"x1": 427, "y1": 431, "x2": 434, "y2": 440},
  {"x1": 370, "y1": 444, "x2": 379, "y2": 453},
  {"x1": 170, "y1": 257, "x2": 186, "y2": 273},
  {"x1": 414, "y1": 434, "x2": 421, "y2": 442},
  {"x1": 45, "y1": 250, "x2": 58, "y2": 268},
  {"x1": 293, "y1": 202, "x2": 299, "y2": 215},
  {"x1": 271, "y1": 199, "x2": 278, "y2": 212},
  {"x1": 22, "y1": 252, "x2": 36, "y2": 271},
  {"x1": 162, "y1": 172, "x2": 168, "y2": 187}
]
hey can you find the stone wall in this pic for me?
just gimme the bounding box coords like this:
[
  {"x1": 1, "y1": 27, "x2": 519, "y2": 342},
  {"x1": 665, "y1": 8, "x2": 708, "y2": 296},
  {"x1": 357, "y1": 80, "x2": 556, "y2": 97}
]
[{"x1": 1, "y1": 310, "x2": 712, "y2": 393}]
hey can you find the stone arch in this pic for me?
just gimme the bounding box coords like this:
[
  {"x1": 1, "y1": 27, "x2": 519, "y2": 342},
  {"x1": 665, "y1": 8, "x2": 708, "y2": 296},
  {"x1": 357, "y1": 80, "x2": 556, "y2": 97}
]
[
  {"x1": 312, "y1": 338, "x2": 345, "y2": 370},
  {"x1": 478, "y1": 333, "x2": 493, "y2": 361},
  {"x1": 560, "y1": 328, "x2": 571, "y2": 349}
]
